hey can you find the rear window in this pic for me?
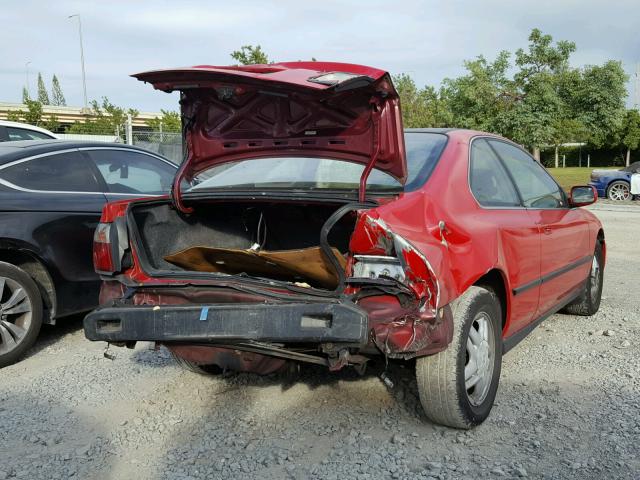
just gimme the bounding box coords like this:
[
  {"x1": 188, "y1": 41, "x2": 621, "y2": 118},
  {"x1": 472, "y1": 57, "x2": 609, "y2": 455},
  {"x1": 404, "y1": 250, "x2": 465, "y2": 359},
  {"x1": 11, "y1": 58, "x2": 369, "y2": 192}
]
[{"x1": 189, "y1": 132, "x2": 447, "y2": 193}]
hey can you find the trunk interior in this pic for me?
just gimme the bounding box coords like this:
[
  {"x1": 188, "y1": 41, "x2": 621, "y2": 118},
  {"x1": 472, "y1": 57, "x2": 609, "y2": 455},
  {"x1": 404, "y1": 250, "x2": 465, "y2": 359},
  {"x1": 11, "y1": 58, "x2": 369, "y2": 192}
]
[{"x1": 130, "y1": 200, "x2": 357, "y2": 289}]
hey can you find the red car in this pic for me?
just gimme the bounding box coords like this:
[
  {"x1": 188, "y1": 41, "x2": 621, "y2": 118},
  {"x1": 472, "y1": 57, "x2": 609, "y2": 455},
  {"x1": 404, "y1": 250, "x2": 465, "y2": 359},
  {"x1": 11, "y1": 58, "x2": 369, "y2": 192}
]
[{"x1": 84, "y1": 62, "x2": 605, "y2": 428}]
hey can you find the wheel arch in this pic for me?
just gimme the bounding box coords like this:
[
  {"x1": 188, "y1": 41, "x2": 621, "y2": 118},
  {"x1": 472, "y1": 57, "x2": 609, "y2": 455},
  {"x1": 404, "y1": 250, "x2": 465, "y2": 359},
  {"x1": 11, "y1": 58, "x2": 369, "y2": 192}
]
[
  {"x1": 0, "y1": 243, "x2": 57, "y2": 324},
  {"x1": 472, "y1": 268, "x2": 508, "y2": 333}
]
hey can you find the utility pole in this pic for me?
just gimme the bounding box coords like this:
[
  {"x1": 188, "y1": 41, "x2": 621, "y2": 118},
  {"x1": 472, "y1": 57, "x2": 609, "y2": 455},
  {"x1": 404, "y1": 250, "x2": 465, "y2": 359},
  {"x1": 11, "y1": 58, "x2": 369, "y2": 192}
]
[
  {"x1": 25, "y1": 61, "x2": 31, "y2": 99},
  {"x1": 635, "y1": 63, "x2": 640, "y2": 109},
  {"x1": 68, "y1": 14, "x2": 88, "y2": 110}
]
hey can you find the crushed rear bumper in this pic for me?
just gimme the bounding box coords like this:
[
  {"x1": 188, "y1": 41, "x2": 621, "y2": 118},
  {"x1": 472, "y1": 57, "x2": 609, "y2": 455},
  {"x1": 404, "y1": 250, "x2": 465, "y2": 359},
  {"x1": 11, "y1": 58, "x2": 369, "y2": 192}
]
[{"x1": 83, "y1": 302, "x2": 369, "y2": 345}]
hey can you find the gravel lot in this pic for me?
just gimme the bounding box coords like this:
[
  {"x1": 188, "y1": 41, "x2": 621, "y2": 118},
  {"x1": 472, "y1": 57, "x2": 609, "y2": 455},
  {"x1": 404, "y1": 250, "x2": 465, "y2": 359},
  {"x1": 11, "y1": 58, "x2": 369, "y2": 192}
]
[{"x1": 1, "y1": 203, "x2": 639, "y2": 480}]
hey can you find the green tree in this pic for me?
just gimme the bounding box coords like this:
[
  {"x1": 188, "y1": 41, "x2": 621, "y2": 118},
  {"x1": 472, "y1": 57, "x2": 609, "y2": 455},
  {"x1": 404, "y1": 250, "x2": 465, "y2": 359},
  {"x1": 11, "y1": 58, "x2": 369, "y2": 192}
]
[
  {"x1": 146, "y1": 110, "x2": 181, "y2": 133},
  {"x1": 37, "y1": 73, "x2": 50, "y2": 105},
  {"x1": 230, "y1": 45, "x2": 270, "y2": 65},
  {"x1": 22, "y1": 86, "x2": 30, "y2": 103},
  {"x1": 23, "y1": 99, "x2": 44, "y2": 125},
  {"x1": 619, "y1": 109, "x2": 640, "y2": 167},
  {"x1": 51, "y1": 75, "x2": 66, "y2": 106},
  {"x1": 393, "y1": 74, "x2": 452, "y2": 128},
  {"x1": 68, "y1": 97, "x2": 138, "y2": 136},
  {"x1": 441, "y1": 51, "x2": 513, "y2": 134}
]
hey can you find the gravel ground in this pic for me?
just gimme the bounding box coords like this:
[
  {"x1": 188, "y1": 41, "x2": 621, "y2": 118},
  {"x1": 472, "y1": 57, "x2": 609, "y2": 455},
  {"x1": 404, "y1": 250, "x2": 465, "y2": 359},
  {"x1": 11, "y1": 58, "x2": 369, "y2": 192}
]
[{"x1": 1, "y1": 203, "x2": 639, "y2": 480}]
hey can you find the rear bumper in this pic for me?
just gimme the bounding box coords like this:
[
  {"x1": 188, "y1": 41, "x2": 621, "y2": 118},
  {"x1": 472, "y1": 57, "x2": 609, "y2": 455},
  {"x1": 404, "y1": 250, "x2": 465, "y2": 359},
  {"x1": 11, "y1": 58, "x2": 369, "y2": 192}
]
[
  {"x1": 84, "y1": 302, "x2": 369, "y2": 345},
  {"x1": 588, "y1": 181, "x2": 606, "y2": 198}
]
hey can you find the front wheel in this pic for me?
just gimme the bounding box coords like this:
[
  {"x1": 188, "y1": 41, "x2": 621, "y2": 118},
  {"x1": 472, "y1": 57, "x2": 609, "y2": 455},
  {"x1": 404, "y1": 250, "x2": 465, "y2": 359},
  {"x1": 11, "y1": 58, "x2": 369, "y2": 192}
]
[
  {"x1": 0, "y1": 262, "x2": 43, "y2": 368},
  {"x1": 607, "y1": 181, "x2": 631, "y2": 201},
  {"x1": 416, "y1": 286, "x2": 502, "y2": 429}
]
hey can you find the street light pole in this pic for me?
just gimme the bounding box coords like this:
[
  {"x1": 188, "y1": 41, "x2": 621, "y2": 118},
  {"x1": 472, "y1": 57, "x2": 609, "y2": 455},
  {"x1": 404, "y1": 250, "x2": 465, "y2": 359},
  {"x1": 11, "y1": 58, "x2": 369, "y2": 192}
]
[
  {"x1": 25, "y1": 61, "x2": 31, "y2": 99},
  {"x1": 68, "y1": 14, "x2": 88, "y2": 110}
]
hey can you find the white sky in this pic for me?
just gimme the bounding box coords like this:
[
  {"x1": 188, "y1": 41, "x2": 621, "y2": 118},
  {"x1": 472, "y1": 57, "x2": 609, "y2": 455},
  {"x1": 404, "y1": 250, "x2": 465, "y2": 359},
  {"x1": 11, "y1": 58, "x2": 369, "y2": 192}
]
[{"x1": 2, "y1": 0, "x2": 638, "y2": 112}]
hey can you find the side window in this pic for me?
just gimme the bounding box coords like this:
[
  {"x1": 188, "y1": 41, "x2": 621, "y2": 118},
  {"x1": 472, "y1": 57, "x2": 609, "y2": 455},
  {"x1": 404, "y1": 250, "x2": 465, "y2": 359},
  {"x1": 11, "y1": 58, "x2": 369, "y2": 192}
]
[
  {"x1": 6, "y1": 127, "x2": 53, "y2": 141},
  {"x1": 88, "y1": 149, "x2": 175, "y2": 194},
  {"x1": 489, "y1": 140, "x2": 565, "y2": 209},
  {"x1": 470, "y1": 139, "x2": 520, "y2": 207},
  {"x1": 0, "y1": 151, "x2": 101, "y2": 192}
]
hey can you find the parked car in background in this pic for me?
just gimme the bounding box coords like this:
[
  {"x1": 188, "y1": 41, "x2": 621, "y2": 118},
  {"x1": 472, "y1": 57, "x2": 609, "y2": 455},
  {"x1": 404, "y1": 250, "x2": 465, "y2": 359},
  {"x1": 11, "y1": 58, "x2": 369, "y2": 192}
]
[
  {"x1": 0, "y1": 140, "x2": 177, "y2": 367},
  {"x1": 84, "y1": 62, "x2": 605, "y2": 429},
  {"x1": 589, "y1": 161, "x2": 640, "y2": 201},
  {"x1": 0, "y1": 120, "x2": 57, "y2": 141}
]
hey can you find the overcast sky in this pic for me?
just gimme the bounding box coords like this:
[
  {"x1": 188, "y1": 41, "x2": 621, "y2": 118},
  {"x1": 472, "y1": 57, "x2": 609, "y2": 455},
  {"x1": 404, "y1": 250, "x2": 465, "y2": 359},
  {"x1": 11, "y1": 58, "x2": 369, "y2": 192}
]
[{"x1": 2, "y1": 0, "x2": 639, "y2": 112}]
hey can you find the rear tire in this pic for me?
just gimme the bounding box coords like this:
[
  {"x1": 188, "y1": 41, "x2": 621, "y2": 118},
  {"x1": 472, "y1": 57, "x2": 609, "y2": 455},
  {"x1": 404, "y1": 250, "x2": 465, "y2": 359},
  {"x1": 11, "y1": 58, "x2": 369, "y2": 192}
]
[
  {"x1": 606, "y1": 181, "x2": 631, "y2": 201},
  {"x1": 0, "y1": 262, "x2": 43, "y2": 368},
  {"x1": 169, "y1": 350, "x2": 223, "y2": 375},
  {"x1": 562, "y1": 242, "x2": 603, "y2": 316},
  {"x1": 416, "y1": 286, "x2": 502, "y2": 429}
]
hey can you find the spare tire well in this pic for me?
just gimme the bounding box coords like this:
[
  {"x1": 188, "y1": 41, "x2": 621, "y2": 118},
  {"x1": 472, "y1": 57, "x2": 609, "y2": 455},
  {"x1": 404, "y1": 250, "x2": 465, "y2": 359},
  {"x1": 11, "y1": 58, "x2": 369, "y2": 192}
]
[
  {"x1": 0, "y1": 249, "x2": 56, "y2": 324},
  {"x1": 473, "y1": 269, "x2": 508, "y2": 332}
]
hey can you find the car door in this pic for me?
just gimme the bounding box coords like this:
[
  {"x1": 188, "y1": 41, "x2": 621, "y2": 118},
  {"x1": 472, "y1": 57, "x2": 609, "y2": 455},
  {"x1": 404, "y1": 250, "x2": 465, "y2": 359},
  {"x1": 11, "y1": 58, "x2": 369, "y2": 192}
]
[
  {"x1": 83, "y1": 147, "x2": 177, "y2": 201},
  {"x1": 488, "y1": 140, "x2": 591, "y2": 318},
  {"x1": 468, "y1": 138, "x2": 541, "y2": 336},
  {"x1": 0, "y1": 149, "x2": 108, "y2": 316}
]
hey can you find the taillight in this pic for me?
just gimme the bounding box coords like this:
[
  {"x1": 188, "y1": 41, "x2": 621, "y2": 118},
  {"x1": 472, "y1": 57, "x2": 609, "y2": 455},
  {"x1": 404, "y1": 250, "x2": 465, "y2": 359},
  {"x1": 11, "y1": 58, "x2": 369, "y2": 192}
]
[
  {"x1": 93, "y1": 217, "x2": 129, "y2": 275},
  {"x1": 93, "y1": 223, "x2": 116, "y2": 274},
  {"x1": 349, "y1": 212, "x2": 439, "y2": 314}
]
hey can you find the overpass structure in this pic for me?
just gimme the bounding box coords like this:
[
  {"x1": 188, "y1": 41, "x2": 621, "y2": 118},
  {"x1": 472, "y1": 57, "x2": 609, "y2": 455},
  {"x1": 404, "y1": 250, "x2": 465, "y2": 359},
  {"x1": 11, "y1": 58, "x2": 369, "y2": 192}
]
[{"x1": 0, "y1": 102, "x2": 164, "y2": 130}]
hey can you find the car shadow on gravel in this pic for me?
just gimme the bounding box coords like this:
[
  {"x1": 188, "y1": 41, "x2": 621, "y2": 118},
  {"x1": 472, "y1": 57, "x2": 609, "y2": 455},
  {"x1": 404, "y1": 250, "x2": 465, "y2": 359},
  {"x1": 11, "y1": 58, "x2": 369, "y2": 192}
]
[{"x1": 22, "y1": 313, "x2": 86, "y2": 361}]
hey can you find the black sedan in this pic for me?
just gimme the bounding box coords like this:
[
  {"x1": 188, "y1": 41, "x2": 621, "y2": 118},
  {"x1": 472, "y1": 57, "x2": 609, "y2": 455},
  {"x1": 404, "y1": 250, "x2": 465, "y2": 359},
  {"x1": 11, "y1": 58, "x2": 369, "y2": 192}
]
[{"x1": 0, "y1": 140, "x2": 178, "y2": 366}]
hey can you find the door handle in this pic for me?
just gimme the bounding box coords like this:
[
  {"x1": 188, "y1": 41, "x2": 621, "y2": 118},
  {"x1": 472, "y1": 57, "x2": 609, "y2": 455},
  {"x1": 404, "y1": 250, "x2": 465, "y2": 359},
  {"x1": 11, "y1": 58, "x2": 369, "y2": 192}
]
[{"x1": 543, "y1": 227, "x2": 552, "y2": 235}]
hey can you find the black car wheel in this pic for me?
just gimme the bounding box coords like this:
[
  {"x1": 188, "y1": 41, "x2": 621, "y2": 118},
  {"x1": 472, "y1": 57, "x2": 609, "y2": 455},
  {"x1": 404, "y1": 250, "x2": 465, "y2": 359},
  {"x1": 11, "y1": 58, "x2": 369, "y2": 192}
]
[
  {"x1": 0, "y1": 262, "x2": 43, "y2": 368},
  {"x1": 606, "y1": 181, "x2": 631, "y2": 201},
  {"x1": 416, "y1": 286, "x2": 502, "y2": 429},
  {"x1": 561, "y1": 241, "x2": 604, "y2": 316}
]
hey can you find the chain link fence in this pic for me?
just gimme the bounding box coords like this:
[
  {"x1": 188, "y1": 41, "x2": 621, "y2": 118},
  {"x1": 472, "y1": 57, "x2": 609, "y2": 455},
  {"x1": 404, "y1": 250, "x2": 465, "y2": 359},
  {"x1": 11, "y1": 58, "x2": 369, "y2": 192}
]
[{"x1": 131, "y1": 131, "x2": 183, "y2": 164}]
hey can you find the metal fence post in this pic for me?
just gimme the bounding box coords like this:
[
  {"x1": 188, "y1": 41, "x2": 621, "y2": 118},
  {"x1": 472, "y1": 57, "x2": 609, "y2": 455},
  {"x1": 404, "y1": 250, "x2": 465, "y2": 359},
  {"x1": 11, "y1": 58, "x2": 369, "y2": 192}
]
[{"x1": 125, "y1": 114, "x2": 133, "y2": 145}]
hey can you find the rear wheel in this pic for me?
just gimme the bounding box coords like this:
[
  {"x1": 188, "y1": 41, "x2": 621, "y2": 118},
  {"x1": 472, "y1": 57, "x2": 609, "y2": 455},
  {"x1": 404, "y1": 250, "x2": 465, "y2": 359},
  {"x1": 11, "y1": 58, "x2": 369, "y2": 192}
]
[
  {"x1": 416, "y1": 286, "x2": 502, "y2": 429},
  {"x1": 562, "y1": 242, "x2": 604, "y2": 316},
  {"x1": 169, "y1": 350, "x2": 223, "y2": 375},
  {"x1": 0, "y1": 262, "x2": 43, "y2": 368},
  {"x1": 607, "y1": 181, "x2": 631, "y2": 201}
]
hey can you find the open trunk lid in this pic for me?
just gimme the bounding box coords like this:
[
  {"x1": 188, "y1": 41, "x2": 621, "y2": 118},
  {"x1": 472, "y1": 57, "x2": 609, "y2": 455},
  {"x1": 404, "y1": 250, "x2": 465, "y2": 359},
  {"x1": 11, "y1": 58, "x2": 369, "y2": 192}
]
[{"x1": 132, "y1": 62, "x2": 406, "y2": 210}]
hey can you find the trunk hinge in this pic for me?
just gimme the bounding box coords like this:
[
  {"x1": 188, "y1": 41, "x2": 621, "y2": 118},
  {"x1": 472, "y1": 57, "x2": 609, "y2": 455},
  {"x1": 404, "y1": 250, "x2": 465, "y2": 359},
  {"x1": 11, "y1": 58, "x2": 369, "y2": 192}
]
[{"x1": 358, "y1": 98, "x2": 383, "y2": 202}]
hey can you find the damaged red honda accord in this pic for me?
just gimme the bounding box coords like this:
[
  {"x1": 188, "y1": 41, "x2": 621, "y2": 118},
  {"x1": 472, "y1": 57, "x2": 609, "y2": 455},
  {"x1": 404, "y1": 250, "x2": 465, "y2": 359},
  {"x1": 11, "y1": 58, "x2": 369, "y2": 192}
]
[{"x1": 84, "y1": 62, "x2": 604, "y2": 428}]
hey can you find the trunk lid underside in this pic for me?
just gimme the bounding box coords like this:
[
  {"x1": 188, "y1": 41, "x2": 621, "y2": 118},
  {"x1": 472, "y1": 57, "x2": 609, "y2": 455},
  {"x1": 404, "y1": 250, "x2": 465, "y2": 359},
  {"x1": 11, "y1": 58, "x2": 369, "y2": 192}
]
[{"x1": 132, "y1": 62, "x2": 407, "y2": 206}]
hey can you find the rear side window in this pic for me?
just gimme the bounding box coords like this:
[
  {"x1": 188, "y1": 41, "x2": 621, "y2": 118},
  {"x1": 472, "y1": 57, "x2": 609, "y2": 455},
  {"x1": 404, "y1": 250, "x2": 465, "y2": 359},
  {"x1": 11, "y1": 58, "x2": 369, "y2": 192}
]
[
  {"x1": 6, "y1": 127, "x2": 53, "y2": 141},
  {"x1": 489, "y1": 140, "x2": 565, "y2": 208},
  {"x1": 88, "y1": 149, "x2": 175, "y2": 194},
  {"x1": 0, "y1": 151, "x2": 101, "y2": 192},
  {"x1": 470, "y1": 139, "x2": 520, "y2": 207}
]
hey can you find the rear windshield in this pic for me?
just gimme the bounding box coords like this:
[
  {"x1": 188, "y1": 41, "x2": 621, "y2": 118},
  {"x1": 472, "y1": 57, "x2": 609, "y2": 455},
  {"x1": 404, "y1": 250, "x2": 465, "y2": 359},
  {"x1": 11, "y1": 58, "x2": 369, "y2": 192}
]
[{"x1": 188, "y1": 132, "x2": 447, "y2": 193}]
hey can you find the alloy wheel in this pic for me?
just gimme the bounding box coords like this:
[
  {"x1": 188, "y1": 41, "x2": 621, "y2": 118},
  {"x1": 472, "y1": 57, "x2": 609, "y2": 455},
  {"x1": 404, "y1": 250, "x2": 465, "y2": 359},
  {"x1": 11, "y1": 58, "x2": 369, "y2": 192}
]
[
  {"x1": 590, "y1": 255, "x2": 601, "y2": 305},
  {"x1": 465, "y1": 311, "x2": 495, "y2": 406},
  {"x1": 0, "y1": 277, "x2": 33, "y2": 355},
  {"x1": 608, "y1": 183, "x2": 630, "y2": 201}
]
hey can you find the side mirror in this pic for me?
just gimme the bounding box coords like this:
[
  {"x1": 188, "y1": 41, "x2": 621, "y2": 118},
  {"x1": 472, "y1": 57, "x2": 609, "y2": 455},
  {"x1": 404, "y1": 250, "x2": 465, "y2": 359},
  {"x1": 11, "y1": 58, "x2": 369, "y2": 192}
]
[{"x1": 569, "y1": 185, "x2": 597, "y2": 207}]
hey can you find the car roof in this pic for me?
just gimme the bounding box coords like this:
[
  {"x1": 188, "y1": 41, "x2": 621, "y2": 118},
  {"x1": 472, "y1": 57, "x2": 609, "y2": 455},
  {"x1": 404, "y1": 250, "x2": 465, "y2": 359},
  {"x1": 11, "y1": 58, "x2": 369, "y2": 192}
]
[
  {"x1": 0, "y1": 140, "x2": 173, "y2": 166},
  {"x1": 0, "y1": 120, "x2": 57, "y2": 137}
]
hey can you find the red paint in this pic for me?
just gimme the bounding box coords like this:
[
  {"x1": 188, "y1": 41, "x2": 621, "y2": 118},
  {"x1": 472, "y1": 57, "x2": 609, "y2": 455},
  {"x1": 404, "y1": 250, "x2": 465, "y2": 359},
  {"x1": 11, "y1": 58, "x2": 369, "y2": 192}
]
[
  {"x1": 132, "y1": 62, "x2": 407, "y2": 208},
  {"x1": 94, "y1": 68, "x2": 605, "y2": 369}
]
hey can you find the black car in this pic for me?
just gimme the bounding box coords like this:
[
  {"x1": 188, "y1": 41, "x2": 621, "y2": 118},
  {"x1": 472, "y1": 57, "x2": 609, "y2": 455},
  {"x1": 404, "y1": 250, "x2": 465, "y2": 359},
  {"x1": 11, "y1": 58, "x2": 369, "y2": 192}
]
[{"x1": 0, "y1": 140, "x2": 178, "y2": 366}]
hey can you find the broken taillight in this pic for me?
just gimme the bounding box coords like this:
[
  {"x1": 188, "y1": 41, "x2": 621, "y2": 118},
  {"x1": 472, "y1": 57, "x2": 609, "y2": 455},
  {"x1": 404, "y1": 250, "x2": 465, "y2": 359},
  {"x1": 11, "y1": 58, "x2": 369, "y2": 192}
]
[{"x1": 349, "y1": 212, "x2": 439, "y2": 313}]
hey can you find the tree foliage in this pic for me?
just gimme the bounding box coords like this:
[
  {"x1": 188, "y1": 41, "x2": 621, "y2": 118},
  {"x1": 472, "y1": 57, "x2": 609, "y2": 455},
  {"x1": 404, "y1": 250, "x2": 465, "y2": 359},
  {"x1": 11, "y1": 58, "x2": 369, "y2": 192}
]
[
  {"x1": 37, "y1": 73, "x2": 50, "y2": 105},
  {"x1": 68, "y1": 97, "x2": 139, "y2": 135},
  {"x1": 51, "y1": 75, "x2": 66, "y2": 106},
  {"x1": 618, "y1": 109, "x2": 640, "y2": 166},
  {"x1": 396, "y1": 29, "x2": 627, "y2": 157},
  {"x1": 230, "y1": 45, "x2": 270, "y2": 65},
  {"x1": 146, "y1": 109, "x2": 181, "y2": 133}
]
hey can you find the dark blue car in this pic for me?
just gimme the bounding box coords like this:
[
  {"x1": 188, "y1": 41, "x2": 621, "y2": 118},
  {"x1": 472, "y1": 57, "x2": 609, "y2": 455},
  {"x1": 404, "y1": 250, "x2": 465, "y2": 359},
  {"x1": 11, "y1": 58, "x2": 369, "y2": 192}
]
[{"x1": 589, "y1": 161, "x2": 640, "y2": 201}]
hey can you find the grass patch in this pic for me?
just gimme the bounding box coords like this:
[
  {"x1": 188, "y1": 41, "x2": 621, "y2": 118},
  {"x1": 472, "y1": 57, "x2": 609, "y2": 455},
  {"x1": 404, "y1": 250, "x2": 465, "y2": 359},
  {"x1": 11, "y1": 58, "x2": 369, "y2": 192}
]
[{"x1": 546, "y1": 166, "x2": 616, "y2": 191}]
